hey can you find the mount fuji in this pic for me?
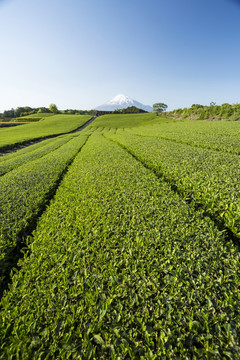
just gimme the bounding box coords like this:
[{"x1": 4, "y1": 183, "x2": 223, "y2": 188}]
[{"x1": 95, "y1": 94, "x2": 153, "y2": 112}]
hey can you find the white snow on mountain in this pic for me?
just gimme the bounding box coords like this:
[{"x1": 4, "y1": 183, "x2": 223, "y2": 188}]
[{"x1": 95, "y1": 94, "x2": 153, "y2": 112}]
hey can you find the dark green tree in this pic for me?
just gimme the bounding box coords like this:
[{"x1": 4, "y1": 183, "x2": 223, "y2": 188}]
[
  {"x1": 49, "y1": 103, "x2": 58, "y2": 113},
  {"x1": 153, "y1": 103, "x2": 168, "y2": 115},
  {"x1": 3, "y1": 108, "x2": 15, "y2": 118}
]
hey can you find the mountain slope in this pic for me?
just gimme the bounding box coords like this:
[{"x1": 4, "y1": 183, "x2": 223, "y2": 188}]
[{"x1": 95, "y1": 94, "x2": 153, "y2": 112}]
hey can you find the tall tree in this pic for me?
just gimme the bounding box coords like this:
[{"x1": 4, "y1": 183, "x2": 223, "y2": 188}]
[
  {"x1": 153, "y1": 103, "x2": 168, "y2": 115},
  {"x1": 49, "y1": 103, "x2": 58, "y2": 113}
]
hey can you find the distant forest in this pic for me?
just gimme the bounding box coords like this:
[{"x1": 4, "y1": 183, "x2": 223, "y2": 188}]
[
  {"x1": 0, "y1": 106, "x2": 92, "y2": 120},
  {"x1": 166, "y1": 103, "x2": 240, "y2": 121},
  {"x1": 0, "y1": 105, "x2": 146, "y2": 121},
  {"x1": 113, "y1": 106, "x2": 147, "y2": 114},
  {"x1": 2, "y1": 103, "x2": 240, "y2": 122}
]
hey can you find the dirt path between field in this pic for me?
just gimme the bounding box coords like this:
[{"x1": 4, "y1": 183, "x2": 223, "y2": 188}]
[{"x1": 0, "y1": 116, "x2": 98, "y2": 157}]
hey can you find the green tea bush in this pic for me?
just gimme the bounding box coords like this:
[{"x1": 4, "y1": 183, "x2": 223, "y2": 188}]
[
  {"x1": 0, "y1": 134, "x2": 88, "y2": 288},
  {"x1": 0, "y1": 134, "x2": 75, "y2": 176},
  {"x1": 0, "y1": 115, "x2": 91, "y2": 150},
  {"x1": 109, "y1": 130, "x2": 240, "y2": 238},
  {"x1": 1, "y1": 133, "x2": 240, "y2": 358}
]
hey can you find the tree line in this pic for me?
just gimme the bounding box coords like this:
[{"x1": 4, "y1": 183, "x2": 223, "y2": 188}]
[
  {"x1": 0, "y1": 104, "x2": 94, "y2": 120},
  {"x1": 166, "y1": 102, "x2": 240, "y2": 121},
  {"x1": 0, "y1": 104, "x2": 152, "y2": 120}
]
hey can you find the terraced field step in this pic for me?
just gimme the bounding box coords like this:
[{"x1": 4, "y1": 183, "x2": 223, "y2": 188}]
[
  {"x1": 0, "y1": 114, "x2": 95, "y2": 154},
  {"x1": 0, "y1": 134, "x2": 75, "y2": 176},
  {"x1": 0, "y1": 133, "x2": 91, "y2": 297},
  {"x1": 105, "y1": 134, "x2": 240, "y2": 250},
  {"x1": 127, "y1": 118, "x2": 240, "y2": 154},
  {"x1": 107, "y1": 130, "x2": 240, "y2": 240},
  {"x1": 133, "y1": 132, "x2": 240, "y2": 155}
]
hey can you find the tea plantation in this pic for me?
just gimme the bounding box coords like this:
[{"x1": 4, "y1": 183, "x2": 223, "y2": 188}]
[
  {"x1": 0, "y1": 114, "x2": 92, "y2": 151},
  {"x1": 0, "y1": 114, "x2": 240, "y2": 359}
]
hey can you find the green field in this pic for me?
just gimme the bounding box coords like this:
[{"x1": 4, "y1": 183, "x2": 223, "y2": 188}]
[
  {"x1": 90, "y1": 113, "x2": 158, "y2": 128},
  {"x1": 15, "y1": 113, "x2": 56, "y2": 122},
  {"x1": 1, "y1": 114, "x2": 240, "y2": 359},
  {"x1": 0, "y1": 114, "x2": 92, "y2": 151}
]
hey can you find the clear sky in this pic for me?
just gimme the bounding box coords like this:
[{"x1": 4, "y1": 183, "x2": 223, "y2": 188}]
[{"x1": 0, "y1": 0, "x2": 240, "y2": 111}]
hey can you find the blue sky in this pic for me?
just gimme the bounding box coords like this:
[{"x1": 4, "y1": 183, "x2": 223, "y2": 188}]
[{"x1": 0, "y1": 0, "x2": 240, "y2": 111}]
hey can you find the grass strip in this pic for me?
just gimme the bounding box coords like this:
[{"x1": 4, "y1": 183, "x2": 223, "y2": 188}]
[
  {"x1": 0, "y1": 134, "x2": 89, "y2": 291},
  {"x1": 0, "y1": 134, "x2": 77, "y2": 176},
  {"x1": 128, "y1": 118, "x2": 240, "y2": 154},
  {"x1": 108, "y1": 130, "x2": 240, "y2": 239}
]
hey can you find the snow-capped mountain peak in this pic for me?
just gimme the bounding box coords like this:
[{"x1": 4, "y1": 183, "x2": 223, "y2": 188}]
[
  {"x1": 95, "y1": 94, "x2": 152, "y2": 112},
  {"x1": 107, "y1": 94, "x2": 134, "y2": 106}
]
